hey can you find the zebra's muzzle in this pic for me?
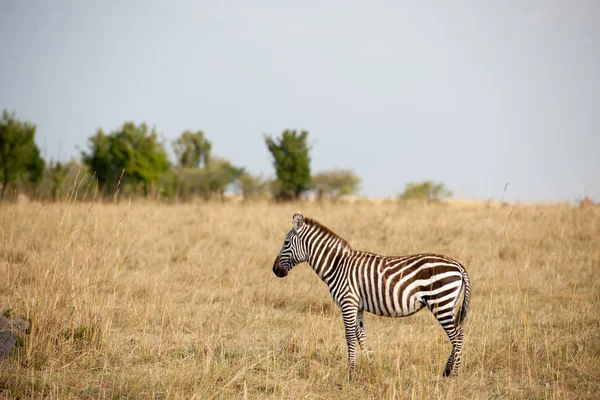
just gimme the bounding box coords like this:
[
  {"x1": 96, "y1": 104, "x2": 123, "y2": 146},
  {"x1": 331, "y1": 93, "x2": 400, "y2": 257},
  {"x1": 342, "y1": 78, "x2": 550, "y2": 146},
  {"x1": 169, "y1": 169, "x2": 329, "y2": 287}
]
[{"x1": 272, "y1": 255, "x2": 288, "y2": 278}]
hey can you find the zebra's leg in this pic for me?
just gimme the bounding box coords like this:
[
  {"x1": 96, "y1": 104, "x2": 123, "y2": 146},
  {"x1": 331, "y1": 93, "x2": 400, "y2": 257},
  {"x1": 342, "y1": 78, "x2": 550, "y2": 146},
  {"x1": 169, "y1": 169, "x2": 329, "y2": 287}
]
[
  {"x1": 449, "y1": 325, "x2": 464, "y2": 375},
  {"x1": 438, "y1": 316, "x2": 464, "y2": 377},
  {"x1": 429, "y1": 304, "x2": 464, "y2": 377},
  {"x1": 341, "y1": 303, "x2": 359, "y2": 371},
  {"x1": 355, "y1": 310, "x2": 368, "y2": 356}
]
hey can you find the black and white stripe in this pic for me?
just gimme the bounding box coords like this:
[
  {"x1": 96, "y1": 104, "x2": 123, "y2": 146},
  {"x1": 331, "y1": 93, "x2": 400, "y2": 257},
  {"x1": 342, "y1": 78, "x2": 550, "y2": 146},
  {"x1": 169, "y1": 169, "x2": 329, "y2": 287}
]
[{"x1": 272, "y1": 212, "x2": 471, "y2": 377}]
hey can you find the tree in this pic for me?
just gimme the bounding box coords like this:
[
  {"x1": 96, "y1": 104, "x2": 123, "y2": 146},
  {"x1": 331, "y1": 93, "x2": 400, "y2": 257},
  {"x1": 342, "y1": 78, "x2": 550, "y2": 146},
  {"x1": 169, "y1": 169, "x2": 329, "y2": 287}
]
[
  {"x1": 81, "y1": 129, "x2": 115, "y2": 194},
  {"x1": 399, "y1": 181, "x2": 452, "y2": 202},
  {"x1": 51, "y1": 161, "x2": 70, "y2": 201},
  {"x1": 179, "y1": 157, "x2": 243, "y2": 201},
  {"x1": 173, "y1": 130, "x2": 212, "y2": 168},
  {"x1": 173, "y1": 130, "x2": 212, "y2": 200},
  {"x1": 202, "y1": 157, "x2": 243, "y2": 201},
  {"x1": 155, "y1": 169, "x2": 179, "y2": 200},
  {"x1": 0, "y1": 110, "x2": 45, "y2": 199},
  {"x1": 264, "y1": 129, "x2": 311, "y2": 201},
  {"x1": 81, "y1": 122, "x2": 170, "y2": 197},
  {"x1": 311, "y1": 169, "x2": 361, "y2": 200},
  {"x1": 236, "y1": 172, "x2": 269, "y2": 201}
]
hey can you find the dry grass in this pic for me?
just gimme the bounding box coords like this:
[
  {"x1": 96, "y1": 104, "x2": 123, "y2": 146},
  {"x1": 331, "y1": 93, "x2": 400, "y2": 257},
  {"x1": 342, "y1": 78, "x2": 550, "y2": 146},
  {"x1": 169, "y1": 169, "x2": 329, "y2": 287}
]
[{"x1": 0, "y1": 199, "x2": 599, "y2": 399}]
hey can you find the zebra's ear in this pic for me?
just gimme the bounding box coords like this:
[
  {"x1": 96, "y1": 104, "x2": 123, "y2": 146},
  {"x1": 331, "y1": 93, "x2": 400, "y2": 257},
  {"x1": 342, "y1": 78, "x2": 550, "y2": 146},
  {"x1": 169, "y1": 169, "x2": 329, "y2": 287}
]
[{"x1": 292, "y1": 212, "x2": 304, "y2": 231}]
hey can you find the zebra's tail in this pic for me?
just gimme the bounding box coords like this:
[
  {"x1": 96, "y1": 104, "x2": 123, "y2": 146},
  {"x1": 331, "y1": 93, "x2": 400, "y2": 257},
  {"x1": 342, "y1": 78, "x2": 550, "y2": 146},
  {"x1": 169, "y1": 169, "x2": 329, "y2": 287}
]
[{"x1": 456, "y1": 268, "x2": 471, "y2": 325}]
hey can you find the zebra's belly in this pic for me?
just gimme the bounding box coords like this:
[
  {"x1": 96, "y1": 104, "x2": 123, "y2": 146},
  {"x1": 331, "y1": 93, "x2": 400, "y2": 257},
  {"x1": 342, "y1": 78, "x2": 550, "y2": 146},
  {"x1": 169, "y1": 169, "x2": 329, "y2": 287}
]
[{"x1": 359, "y1": 297, "x2": 426, "y2": 318}]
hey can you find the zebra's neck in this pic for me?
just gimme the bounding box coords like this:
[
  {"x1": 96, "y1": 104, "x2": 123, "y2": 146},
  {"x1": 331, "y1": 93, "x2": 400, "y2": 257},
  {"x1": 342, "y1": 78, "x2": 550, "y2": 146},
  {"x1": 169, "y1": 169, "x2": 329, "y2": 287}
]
[{"x1": 301, "y1": 219, "x2": 351, "y2": 283}]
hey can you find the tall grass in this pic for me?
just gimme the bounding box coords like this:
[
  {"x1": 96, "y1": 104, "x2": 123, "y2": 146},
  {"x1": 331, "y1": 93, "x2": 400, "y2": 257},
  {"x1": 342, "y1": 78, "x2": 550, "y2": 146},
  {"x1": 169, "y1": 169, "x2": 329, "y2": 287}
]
[{"x1": 0, "y1": 198, "x2": 598, "y2": 398}]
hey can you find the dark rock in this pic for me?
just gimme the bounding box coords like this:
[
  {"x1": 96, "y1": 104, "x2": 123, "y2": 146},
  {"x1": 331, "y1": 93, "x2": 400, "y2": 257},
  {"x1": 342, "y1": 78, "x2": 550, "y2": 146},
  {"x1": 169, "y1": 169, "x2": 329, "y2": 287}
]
[
  {"x1": 0, "y1": 330, "x2": 17, "y2": 360},
  {"x1": 11, "y1": 317, "x2": 29, "y2": 333},
  {"x1": 0, "y1": 317, "x2": 10, "y2": 331}
]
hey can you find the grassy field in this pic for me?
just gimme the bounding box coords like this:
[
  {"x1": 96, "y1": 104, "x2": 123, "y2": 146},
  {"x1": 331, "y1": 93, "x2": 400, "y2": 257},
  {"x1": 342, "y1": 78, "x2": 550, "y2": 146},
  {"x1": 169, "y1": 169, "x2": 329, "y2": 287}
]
[{"x1": 0, "y1": 198, "x2": 599, "y2": 399}]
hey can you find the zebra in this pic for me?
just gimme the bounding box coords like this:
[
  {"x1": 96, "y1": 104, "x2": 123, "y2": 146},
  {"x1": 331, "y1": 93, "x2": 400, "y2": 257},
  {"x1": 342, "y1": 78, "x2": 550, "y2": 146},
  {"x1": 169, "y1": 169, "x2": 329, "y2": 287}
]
[{"x1": 272, "y1": 212, "x2": 471, "y2": 377}]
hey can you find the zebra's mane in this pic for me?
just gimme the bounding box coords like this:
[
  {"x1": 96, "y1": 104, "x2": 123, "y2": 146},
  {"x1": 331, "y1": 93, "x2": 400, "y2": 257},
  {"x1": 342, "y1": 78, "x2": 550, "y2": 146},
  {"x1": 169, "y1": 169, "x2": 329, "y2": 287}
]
[{"x1": 303, "y1": 217, "x2": 352, "y2": 251}]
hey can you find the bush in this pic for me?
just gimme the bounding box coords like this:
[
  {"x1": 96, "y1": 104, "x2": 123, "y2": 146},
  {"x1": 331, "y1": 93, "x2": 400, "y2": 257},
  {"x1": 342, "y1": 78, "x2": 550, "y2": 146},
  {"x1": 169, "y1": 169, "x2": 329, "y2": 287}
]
[
  {"x1": 311, "y1": 169, "x2": 361, "y2": 200},
  {"x1": 36, "y1": 160, "x2": 98, "y2": 202},
  {"x1": 399, "y1": 181, "x2": 452, "y2": 202},
  {"x1": 177, "y1": 158, "x2": 243, "y2": 201},
  {"x1": 236, "y1": 172, "x2": 270, "y2": 201}
]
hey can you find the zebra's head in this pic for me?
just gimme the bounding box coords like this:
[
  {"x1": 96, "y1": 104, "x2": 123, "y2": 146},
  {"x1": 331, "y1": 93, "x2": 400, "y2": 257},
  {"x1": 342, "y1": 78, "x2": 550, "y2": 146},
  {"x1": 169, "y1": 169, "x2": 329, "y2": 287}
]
[{"x1": 272, "y1": 212, "x2": 307, "y2": 278}]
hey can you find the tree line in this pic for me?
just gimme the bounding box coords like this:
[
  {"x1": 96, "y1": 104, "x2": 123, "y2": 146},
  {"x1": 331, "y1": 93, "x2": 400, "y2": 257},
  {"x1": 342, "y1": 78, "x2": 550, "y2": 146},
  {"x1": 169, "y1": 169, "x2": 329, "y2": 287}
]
[
  {"x1": 1, "y1": 109, "x2": 452, "y2": 203},
  {"x1": 0, "y1": 110, "x2": 368, "y2": 202}
]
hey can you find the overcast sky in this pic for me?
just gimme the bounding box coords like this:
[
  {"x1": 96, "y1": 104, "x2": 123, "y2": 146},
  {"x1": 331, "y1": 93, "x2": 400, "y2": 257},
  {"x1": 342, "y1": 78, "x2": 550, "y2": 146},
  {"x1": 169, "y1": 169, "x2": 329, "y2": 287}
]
[{"x1": 1, "y1": 1, "x2": 598, "y2": 202}]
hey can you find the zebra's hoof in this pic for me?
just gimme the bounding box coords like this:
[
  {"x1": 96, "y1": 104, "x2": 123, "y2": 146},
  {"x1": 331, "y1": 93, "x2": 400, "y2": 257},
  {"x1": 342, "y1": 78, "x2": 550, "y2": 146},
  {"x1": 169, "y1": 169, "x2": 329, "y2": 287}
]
[{"x1": 443, "y1": 368, "x2": 452, "y2": 377}]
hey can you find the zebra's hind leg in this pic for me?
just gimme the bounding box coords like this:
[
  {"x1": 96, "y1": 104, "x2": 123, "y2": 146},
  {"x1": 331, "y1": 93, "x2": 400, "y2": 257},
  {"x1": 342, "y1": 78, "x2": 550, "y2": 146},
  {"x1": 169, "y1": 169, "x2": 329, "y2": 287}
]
[
  {"x1": 441, "y1": 323, "x2": 464, "y2": 377},
  {"x1": 355, "y1": 310, "x2": 369, "y2": 357},
  {"x1": 430, "y1": 306, "x2": 465, "y2": 377},
  {"x1": 449, "y1": 325, "x2": 465, "y2": 375}
]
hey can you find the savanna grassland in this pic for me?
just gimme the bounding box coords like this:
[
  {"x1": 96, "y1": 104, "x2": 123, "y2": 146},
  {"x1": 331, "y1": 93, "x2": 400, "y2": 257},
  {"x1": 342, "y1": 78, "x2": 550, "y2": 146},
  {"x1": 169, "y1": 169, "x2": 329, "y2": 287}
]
[{"x1": 1, "y1": 198, "x2": 599, "y2": 399}]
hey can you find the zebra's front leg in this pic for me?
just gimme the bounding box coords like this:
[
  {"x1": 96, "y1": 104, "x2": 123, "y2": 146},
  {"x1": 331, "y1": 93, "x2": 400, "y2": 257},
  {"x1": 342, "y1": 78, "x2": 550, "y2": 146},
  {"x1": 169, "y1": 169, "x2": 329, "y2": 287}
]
[
  {"x1": 341, "y1": 304, "x2": 359, "y2": 372},
  {"x1": 355, "y1": 310, "x2": 369, "y2": 357}
]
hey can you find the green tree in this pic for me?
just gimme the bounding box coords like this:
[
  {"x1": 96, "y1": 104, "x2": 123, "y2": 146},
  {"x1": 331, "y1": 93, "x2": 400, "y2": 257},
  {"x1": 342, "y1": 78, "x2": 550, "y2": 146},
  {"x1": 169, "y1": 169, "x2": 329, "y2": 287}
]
[
  {"x1": 155, "y1": 169, "x2": 179, "y2": 200},
  {"x1": 204, "y1": 158, "x2": 244, "y2": 201},
  {"x1": 179, "y1": 157, "x2": 243, "y2": 201},
  {"x1": 81, "y1": 129, "x2": 114, "y2": 194},
  {"x1": 173, "y1": 130, "x2": 212, "y2": 200},
  {"x1": 264, "y1": 129, "x2": 311, "y2": 201},
  {"x1": 81, "y1": 122, "x2": 170, "y2": 197},
  {"x1": 173, "y1": 130, "x2": 212, "y2": 168},
  {"x1": 311, "y1": 169, "x2": 361, "y2": 200},
  {"x1": 0, "y1": 110, "x2": 45, "y2": 199},
  {"x1": 399, "y1": 181, "x2": 452, "y2": 202},
  {"x1": 51, "y1": 161, "x2": 70, "y2": 201}
]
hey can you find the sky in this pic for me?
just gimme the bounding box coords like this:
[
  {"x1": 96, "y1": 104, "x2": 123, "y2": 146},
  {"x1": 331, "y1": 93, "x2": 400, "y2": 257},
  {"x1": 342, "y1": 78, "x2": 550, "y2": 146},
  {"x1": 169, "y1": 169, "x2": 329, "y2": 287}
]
[{"x1": 1, "y1": 1, "x2": 599, "y2": 202}]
